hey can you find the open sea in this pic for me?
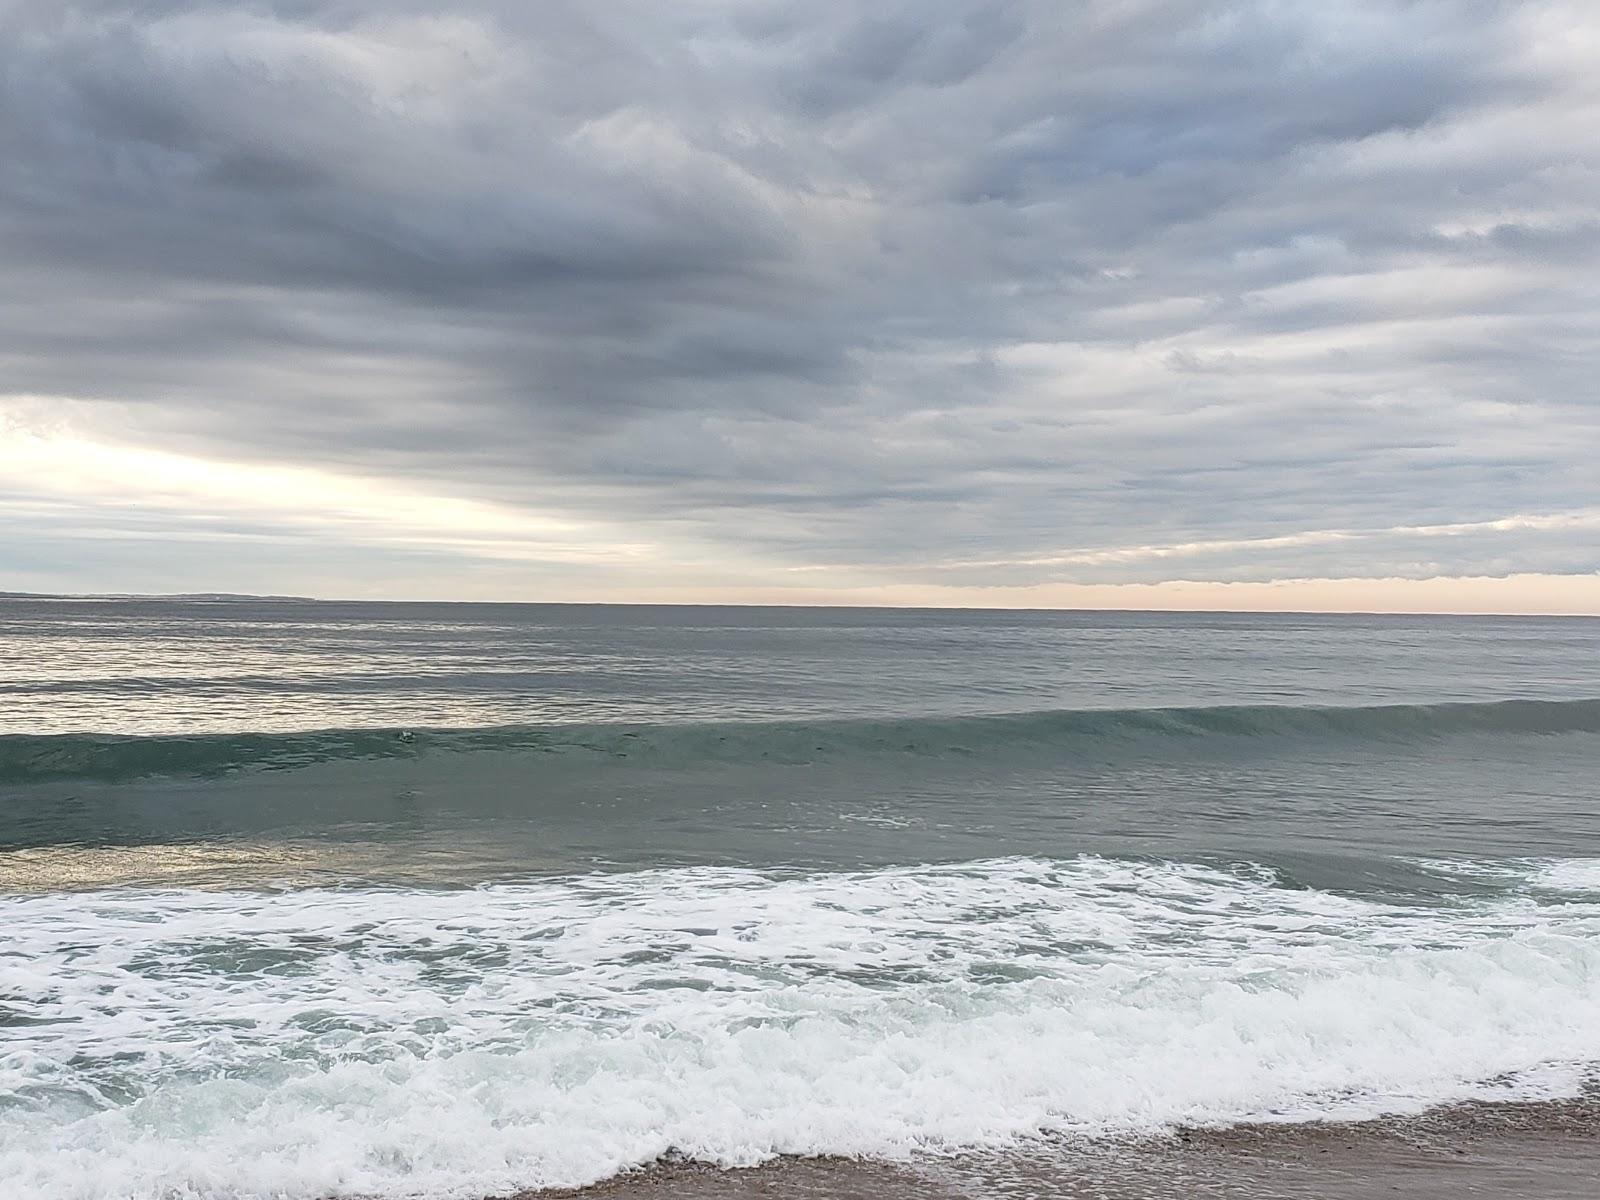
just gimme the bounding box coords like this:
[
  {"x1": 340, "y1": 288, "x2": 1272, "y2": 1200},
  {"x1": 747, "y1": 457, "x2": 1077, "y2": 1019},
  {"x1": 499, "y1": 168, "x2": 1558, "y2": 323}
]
[{"x1": 2, "y1": 598, "x2": 1600, "y2": 1199}]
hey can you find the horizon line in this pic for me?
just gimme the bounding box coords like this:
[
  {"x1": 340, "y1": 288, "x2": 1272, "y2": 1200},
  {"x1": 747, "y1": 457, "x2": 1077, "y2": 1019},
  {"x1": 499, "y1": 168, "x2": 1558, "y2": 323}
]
[{"x1": 6, "y1": 582, "x2": 1600, "y2": 619}]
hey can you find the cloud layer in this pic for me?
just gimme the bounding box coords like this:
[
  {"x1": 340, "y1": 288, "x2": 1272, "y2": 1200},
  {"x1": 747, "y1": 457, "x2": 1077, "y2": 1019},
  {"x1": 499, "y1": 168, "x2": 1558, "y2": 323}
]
[{"x1": 2, "y1": 1, "x2": 1597, "y2": 604}]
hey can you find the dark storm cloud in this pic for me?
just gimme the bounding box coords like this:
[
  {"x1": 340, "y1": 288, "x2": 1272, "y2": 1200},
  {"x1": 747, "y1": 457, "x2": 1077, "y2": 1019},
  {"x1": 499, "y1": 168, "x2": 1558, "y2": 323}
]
[{"x1": 2, "y1": 0, "x2": 1598, "y2": 593}]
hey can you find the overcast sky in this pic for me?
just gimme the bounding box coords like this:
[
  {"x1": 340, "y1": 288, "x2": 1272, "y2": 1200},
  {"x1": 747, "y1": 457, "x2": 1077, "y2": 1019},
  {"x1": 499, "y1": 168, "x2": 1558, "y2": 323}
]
[{"x1": 3, "y1": 0, "x2": 1598, "y2": 609}]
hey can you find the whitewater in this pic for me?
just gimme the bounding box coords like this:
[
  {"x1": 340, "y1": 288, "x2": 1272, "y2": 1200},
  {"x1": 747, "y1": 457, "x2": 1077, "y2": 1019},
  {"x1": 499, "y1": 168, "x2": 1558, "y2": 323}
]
[{"x1": 5, "y1": 855, "x2": 1600, "y2": 1200}]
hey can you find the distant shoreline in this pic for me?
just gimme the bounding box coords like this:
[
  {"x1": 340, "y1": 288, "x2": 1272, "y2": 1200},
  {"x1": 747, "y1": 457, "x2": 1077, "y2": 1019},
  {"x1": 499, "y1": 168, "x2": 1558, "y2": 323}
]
[{"x1": 0, "y1": 591, "x2": 319, "y2": 602}]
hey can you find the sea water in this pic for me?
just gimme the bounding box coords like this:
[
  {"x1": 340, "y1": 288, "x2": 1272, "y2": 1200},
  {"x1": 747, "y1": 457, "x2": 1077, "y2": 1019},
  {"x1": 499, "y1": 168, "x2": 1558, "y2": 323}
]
[{"x1": 2, "y1": 599, "x2": 1599, "y2": 1198}]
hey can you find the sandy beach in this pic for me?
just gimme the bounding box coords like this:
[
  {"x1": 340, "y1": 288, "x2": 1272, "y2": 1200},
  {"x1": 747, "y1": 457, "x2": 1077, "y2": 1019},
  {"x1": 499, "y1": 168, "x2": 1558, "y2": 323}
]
[{"x1": 521, "y1": 1099, "x2": 1600, "y2": 1200}]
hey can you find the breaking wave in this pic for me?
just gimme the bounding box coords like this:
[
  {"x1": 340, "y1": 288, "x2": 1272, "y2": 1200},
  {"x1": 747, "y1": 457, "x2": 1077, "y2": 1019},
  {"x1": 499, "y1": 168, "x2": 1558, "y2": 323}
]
[{"x1": 2, "y1": 854, "x2": 1598, "y2": 1199}]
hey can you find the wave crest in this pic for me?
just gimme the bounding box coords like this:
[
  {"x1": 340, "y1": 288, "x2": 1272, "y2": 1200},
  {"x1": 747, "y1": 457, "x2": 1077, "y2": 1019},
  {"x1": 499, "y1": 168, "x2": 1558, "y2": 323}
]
[{"x1": 5, "y1": 697, "x2": 1600, "y2": 784}]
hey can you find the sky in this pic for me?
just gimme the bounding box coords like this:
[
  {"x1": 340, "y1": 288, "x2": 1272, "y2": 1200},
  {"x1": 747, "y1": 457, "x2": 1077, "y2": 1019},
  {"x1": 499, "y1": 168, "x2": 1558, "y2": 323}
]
[{"x1": 2, "y1": 0, "x2": 1598, "y2": 611}]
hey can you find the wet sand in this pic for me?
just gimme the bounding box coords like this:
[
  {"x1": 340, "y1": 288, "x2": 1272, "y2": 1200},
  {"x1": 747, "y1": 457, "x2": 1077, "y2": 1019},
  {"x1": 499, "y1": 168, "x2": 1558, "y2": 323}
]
[{"x1": 513, "y1": 1099, "x2": 1600, "y2": 1199}]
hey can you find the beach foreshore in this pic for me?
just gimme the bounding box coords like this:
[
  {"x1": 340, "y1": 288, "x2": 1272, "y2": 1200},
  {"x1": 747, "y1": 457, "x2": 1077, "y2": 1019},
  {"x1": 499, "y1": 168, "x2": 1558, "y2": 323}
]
[{"x1": 509, "y1": 1098, "x2": 1600, "y2": 1200}]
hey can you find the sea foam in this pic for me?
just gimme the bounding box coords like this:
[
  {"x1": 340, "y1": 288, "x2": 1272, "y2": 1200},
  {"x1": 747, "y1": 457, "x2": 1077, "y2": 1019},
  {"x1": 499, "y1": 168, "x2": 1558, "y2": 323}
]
[{"x1": 2, "y1": 856, "x2": 1598, "y2": 1199}]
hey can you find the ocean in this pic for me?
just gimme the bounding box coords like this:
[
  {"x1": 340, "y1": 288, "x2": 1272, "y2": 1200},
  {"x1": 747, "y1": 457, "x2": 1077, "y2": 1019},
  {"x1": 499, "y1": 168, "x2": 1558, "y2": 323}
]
[{"x1": 2, "y1": 598, "x2": 1599, "y2": 1199}]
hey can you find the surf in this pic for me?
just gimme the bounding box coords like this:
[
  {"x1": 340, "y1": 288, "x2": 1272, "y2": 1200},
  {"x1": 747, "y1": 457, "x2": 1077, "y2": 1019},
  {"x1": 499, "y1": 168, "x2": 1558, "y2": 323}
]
[{"x1": 3, "y1": 854, "x2": 1598, "y2": 1200}]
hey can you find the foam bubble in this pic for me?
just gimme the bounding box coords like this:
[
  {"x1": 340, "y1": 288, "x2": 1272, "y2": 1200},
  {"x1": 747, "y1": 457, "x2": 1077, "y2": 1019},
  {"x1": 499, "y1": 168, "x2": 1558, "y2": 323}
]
[{"x1": 2, "y1": 856, "x2": 1599, "y2": 1199}]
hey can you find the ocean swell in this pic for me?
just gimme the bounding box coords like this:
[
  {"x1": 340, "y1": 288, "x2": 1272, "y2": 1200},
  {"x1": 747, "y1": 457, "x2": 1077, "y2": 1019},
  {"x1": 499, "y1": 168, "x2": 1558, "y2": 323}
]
[{"x1": 4, "y1": 697, "x2": 1600, "y2": 785}]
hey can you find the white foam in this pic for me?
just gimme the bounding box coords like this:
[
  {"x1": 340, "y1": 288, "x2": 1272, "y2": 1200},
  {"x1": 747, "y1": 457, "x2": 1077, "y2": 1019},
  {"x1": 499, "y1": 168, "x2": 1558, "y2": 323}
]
[
  {"x1": 1532, "y1": 858, "x2": 1600, "y2": 894},
  {"x1": 2, "y1": 856, "x2": 1599, "y2": 1199},
  {"x1": 1408, "y1": 855, "x2": 1600, "y2": 895}
]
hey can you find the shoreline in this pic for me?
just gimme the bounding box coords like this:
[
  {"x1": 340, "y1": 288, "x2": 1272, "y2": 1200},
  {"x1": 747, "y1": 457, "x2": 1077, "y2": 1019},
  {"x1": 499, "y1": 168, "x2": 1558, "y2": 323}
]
[{"x1": 510, "y1": 1097, "x2": 1600, "y2": 1200}]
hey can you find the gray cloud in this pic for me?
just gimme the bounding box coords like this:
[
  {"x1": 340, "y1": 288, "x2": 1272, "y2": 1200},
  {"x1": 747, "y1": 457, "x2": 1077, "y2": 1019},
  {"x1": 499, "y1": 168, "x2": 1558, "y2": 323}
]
[{"x1": 1, "y1": 0, "x2": 1598, "y2": 597}]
